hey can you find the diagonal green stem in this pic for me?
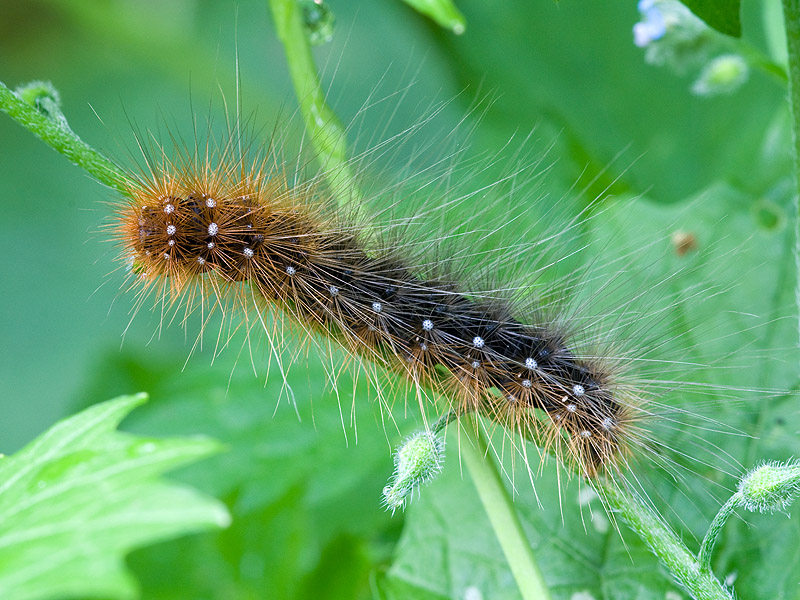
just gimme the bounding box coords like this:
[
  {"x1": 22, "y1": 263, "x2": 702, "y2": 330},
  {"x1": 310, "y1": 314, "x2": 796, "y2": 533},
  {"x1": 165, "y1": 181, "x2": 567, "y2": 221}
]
[
  {"x1": 267, "y1": 2, "x2": 552, "y2": 597},
  {"x1": 596, "y1": 480, "x2": 732, "y2": 600},
  {"x1": 697, "y1": 493, "x2": 740, "y2": 573},
  {"x1": 0, "y1": 81, "x2": 128, "y2": 195}
]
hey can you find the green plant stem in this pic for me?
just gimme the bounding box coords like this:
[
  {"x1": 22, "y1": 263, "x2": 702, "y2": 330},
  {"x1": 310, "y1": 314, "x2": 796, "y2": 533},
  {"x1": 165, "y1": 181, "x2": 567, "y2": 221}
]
[
  {"x1": 693, "y1": 28, "x2": 787, "y2": 85},
  {"x1": 697, "y1": 493, "x2": 740, "y2": 573},
  {"x1": 268, "y1": 3, "x2": 551, "y2": 596},
  {"x1": 431, "y1": 409, "x2": 458, "y2": 434},
  {"x1": 782, "y1": 0, "x2": 800, "y2": 342},
  {"x1": 0, "y1": 7, "x2": 744, "y2": 599},
  {"x1": 597, "y1": 480, "x2": 732, "y2": 600},
  {"x1": 0, "y1": 81, "x2": 128, "y2": 195},
  {"x1": 459, "y1": 416, "x2": 551, "y2": 600},
  {"x1": 265, "y1": 3, "x2": 736, "y2": 597},
  {"x1": 736, "y1": 41, "x2": 788, "y2": 84},
  {"x1": 267, "y1": 0, "x2": 361, "y2": 205}
]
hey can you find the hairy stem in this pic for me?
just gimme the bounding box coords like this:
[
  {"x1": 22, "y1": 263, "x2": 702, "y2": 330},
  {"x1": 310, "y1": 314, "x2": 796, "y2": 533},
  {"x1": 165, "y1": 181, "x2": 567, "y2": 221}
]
[
  {"x1": 459, "y1": 417, "x2": 552, "y2": 600},
  {"x1": 697, "y1": 493, "x2": 740, "y2": 573},
  {"x1": 0, "y1": 7, "x2": 744, "y2": 600},
  {"x1": 265, "y1": 2, "x2": 738, "y2": 598},
  {"x1": 597, "y1": 480, "x2": 732, "y2": 600},
  {"x1": 0, "y1": 81, "x2": 128, "y2": 194},
  {"x1": 268, "y1": 2, "x2": 552, "y2": 596},
  {"x1": 782, "y1": 0, "x2": 800, "y2": 343}
]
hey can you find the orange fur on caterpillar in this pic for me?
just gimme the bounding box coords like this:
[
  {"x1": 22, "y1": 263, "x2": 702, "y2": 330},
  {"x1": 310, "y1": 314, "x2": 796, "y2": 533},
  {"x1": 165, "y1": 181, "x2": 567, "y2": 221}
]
[{"x1": 111, "y1": 121, "x2": 650, "y2": 481}]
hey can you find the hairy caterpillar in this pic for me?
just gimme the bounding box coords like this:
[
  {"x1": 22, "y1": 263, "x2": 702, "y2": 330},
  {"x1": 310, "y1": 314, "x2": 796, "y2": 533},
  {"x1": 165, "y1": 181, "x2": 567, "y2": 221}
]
[
  {"x1": 109, "y1": 82, "x2": 750, "y2": 496},
  {"x1": 5, "y1": 3, "x2": 800, "y2": 599},
  {"x1": 1, "y1": 0, "x2": 780, "y2": 486},
  {"x1": 3, "y1": 0, "x2": 780, "y2": 502},
  {"x1": 96, "y1": 11, "x2": 785, "y2": 499}
]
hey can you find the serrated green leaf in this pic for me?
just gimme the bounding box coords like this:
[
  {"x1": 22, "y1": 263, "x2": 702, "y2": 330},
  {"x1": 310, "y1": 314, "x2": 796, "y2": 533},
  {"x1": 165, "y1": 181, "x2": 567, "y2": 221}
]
[
  {"x1": 0, "y1": 393, "x2": 230, "y2": 600},
  {"x1": 1, "y1": 0, "x2": 797, "y2": 598},
  {"x1": 75, "y1": 351, "x2": 408, "y2": 600},
  {"x1": 682, "y1": 0, "x2": 742, "y2": 37}
]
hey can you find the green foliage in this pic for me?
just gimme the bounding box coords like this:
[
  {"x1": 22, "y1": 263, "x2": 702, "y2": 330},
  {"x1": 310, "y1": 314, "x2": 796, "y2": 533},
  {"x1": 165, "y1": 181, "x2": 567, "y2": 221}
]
[
  {"x1": 75, "y1": 349, "x2": 408, "y2": 600},
  {"x1": 0, "y1": 394, "x2": 229, "y2": 600},
  {"x1": 0, "y1": 0, "x2": 798, "y2": 598},
  {"x1": 682, "y1": 0, "x2": 742, "y2": 37},
  {"x1": 400, "y1": 0, "x2": 465, "y2": 34}
]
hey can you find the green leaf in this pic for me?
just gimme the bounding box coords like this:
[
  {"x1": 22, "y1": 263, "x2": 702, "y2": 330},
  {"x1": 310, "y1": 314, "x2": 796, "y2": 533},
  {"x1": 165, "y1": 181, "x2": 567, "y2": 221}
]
[
  {"x1": 74, "y1": 350, "x2": 410, "y2": 600},
  {"x1": 380, "y1": 176, "x2": 800, "y2": 598},
  {"x1": 682, "y1": 0, "x2": 742, "y2": 37},
  {"x1": 400, "y1": 0, "x2": 465, "y2": 34},
  {"x1": 0, "y1": 393, "x2": 230, "y2": 600},
  {"x1": 380, "y1": 445, "x2": 686, "y2": 599}
]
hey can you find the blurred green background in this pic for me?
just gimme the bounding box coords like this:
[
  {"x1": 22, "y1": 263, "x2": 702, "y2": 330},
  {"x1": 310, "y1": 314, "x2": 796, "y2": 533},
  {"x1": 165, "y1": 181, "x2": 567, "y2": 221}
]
[{"x1": 1, "y1": 0, "x2": 799, "y2": 598}]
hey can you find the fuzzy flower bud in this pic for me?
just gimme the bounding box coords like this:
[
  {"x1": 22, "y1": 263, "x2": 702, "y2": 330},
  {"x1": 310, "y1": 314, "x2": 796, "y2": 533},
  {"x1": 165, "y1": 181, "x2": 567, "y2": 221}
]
[
  {"x1": 737, "y1": 460, "x2": 800, "y2": 514},
  {"x1": 14, "y1": 81, "x2": 70, "y2": 129},
  {"x1": 691, "y1": 54, "x2": 749, "y2": 96},
  {"x1": 382, "y1": 429, "x2": 445, "y2": 513}
]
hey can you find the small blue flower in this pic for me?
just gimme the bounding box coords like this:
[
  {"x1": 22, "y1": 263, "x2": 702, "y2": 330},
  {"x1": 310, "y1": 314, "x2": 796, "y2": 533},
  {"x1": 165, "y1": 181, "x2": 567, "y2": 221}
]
[{"x1": 633, "y1": 1, "x2": 666, "y2": 47}]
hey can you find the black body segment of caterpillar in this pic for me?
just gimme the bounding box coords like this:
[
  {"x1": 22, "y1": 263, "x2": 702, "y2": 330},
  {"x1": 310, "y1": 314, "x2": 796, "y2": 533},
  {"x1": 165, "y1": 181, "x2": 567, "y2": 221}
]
[{"x1": 117, "y1": 154, "x2": 636, "y2": 478}]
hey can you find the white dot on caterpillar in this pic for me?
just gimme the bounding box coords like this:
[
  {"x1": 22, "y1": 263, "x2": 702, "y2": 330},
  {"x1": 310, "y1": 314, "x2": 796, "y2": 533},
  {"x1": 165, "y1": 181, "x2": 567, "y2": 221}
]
[
  {"x1": 167, "y1": 239, "x2": 175, "y2": 247},
  {"x1": 472, "y1": 336, "x2": 485, "y2": 348},
  {"x1": 243, "y1": 247, "x2": 254, "y2": 259},
  {"x1": 166, "y1": 224, "x2": 176, "y2": 236},
  {"x1": 205, "y1": 197, "x2": 216, "y2": 208},
  {"x1": 196, "y1": 256, "x2": 205, "y2": 265},
  {"x1": 419, "y1": 343, "x2": 428, "y2": 351},
  {"x1": 422, "y1": 319, "x2": 434, "y2": 331},
  {"x1": 601, "y1": 417, "x2": 615, "y2": 431},
  {"x1": 207, "y1": 242, "x2": 215, "y2": 249},
  {"x1": 163, "y1": 203, "x2": 174, "y2": 214},
  {"x1": 286, "y1": 266, "x2": 296, "y2": 276},
  {"x1": 372, "y1": 302, "x2": 382, "y2": 313},
  {"x1": 525, "y1": 357, "x2": 537, "y2": 370},
  {"x1": 521, "y1": 379, "x2": 532, "y2": 388},
  {"x1": 208, "y1": 223, "x2": 219, "y2": 236},
  {"x1": 573, "y1": 384, "x2": 585, "y2": 396},
  {"x1": 471, "y1": 360, "x2": 481, "y2": 369},
  {"x1": 329, "y1": 285, "x2": 339, "y2": 296},
  {"x1": 580, "y1": 430, "x2": 592, "y2": 439},
  {"x1": 163, "y1": 252, "x2": 170, "y2": 260},
  {"x1": 566, "y1": 403, "x2": 577, "y2": 413}
]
